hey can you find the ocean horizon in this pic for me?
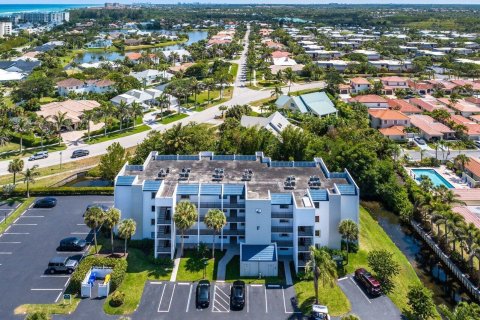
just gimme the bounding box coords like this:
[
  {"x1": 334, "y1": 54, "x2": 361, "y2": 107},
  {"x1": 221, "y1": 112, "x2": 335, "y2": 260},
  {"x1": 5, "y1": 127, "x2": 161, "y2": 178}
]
[{"x1": 0, "y1": 4, "x2": 97, "y2": 16}]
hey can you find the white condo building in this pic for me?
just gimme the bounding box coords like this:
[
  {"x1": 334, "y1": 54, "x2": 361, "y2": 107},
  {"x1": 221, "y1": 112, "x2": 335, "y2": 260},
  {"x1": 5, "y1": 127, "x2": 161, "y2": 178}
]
[
  {"x1": 0, "y1": 22, "x2": 12, "y2": 38},
  {"x1": 114, "y1": 151, "x2": 359, "y2": 275}
]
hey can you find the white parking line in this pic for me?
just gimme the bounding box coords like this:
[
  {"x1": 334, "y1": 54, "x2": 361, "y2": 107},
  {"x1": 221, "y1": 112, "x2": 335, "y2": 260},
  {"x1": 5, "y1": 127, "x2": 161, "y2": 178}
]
[
  {"x1": 64, "y1": 278, "x2": 71, "y2": 288},
  {"x1": 20, "y1": 215, "x2": 44, "y2": 218},
  {"x1": 213, "y1": 284, "x2": 230, "y2": 313},
  {"x1": 14, "y1": 223, "x2": 38, "y2": 226},
  {"x1": 338, "y1": 276, "x2": 348, "y2": 281},
  {"x1": 350, "y1": 277, "x2": 372, "y2": 304},
  {"x1": 265, "y1": 286, "x2": 268, "y2": 313},
  {"x1": 55, "y1": 291, "x2": 63, "y2": 303},
  {"x1": 0, "y1": 252, "x2": 12, "y2": 254},
  {"x1": 0, "y1": 241, "x2": 21, "y2": 244},
  {"x1": 158, "y1": 283, "x2": 176, "y2": 312},
  {"x1": 31, "y1": 288, "x2": 63, "y2": 291},
  {"x1": 76, "y1": 223, "x2": 86, "y2": 226},
  {"x1": 71, "y1": 232, "x2": 90, "y2": 235},
  {"x1": 150, "y1": 282, "x2": 162, "y2": 284},
  {"x1": 246, "y1": 285, "x2": 249, "y2": 312},
  {"x1": 41, "y1": 275, "x2": 70, "y2": 278},
  {"x1": 4, "y1": 232, "x2": 29, "y2": 235},
  {"x1": 186, "y1": 284, "x2": 193, "y2": 312}
]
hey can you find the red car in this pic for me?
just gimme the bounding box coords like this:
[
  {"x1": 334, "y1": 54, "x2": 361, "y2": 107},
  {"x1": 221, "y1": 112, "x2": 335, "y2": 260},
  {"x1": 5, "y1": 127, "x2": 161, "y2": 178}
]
[{"x1": 354, "y1": 268, "x2": 382, "y2": 296}]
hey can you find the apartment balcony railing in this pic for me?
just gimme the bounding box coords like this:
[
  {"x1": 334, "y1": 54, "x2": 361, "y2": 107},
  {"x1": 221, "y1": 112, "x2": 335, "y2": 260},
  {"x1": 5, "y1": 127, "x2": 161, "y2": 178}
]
[
  {"x1": 227, "y1": 216, "x2": 245, "y2": 223},
  {"x1": 184, "y1": 228, "x2": 245, "y2": 236},
  {"x1": 276, "y1": 241, "x2": 293, "y2": 247},
  {"x1": 298, "y1": 227, "x2": 314, "y2": 237},
  {"x1": 199, "y1": 202, "x2": 222, "y2": 209},
  {"x1": 156, "y1": 216, "x2": 171, "y2": 224},
  {"x1": 156, "y1": 246, "x2": 171, "y2": 253},
  {"x1": 297, "y1": 245, "x2": 311, "y2": 252},
  {"x1": 223, "y1": 202, "x2": 245, "y2": 208},
  {"x1": 272, "y1": 226, "x2": 293, "y2": 233},
  {"x1": 272, "y1": 212, "x2": 293, "y2": 219}
]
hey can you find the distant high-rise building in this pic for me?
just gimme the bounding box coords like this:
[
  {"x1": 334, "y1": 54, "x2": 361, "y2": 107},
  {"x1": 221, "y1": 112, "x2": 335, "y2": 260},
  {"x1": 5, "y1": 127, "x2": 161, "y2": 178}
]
[
  {"x1": 0, "y1": 22, "x2": 12, "y2": 37},
  {"x1": 12, "y1": 11, "x2": 69, "y2": 25}
]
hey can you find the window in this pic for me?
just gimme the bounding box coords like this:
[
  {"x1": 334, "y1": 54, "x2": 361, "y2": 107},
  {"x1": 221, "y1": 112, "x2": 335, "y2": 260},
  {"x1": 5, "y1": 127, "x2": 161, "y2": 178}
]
[
  {"x1": 279, "y1": 204, "x2": 289, "y2": 209},
  {"x1": 151, "y1": 192, "x2": 156, "y2": 199},
  {"x1": 314, "y1": 202, "x2": 319, "y2": 208},
  {"x1": 151, "y1": 232, "x2": 155, "y2": 239},
  {"x1": 223, "y1": 195, "x2": 228, "y2": 200},
  {"x1": 182, "y1": 236, "x2": 189, "y2": 239},
  {"x1": 180, "y1": 195, "x2": 189, "y2": 199},
  {"x1": 240, "y1": 209, "x2": 245, "y2": 213},
  {"x1": 257, "y1": 226, "x2": 260, "y2": 230},
  {"x1": 279, "y1": 219, "x2": 289, "y2": 223},
  {"x1": 240, "y1": 194, "x2": 245, "y2": 200},
  {"x1": 279, "y1": 248, "x2": 288, "y2": 251},
  {"x1": 151, "y1": 218, "x2": 155, "y2": 226},
  {"x1": 241, "y1": 223, "x2": 245, "y2": 226},
  {"x1": 281, "y1": 233, "x2": 289, "y2": 237},
  {"x1": 151, "y1": 206, "x2": 155, "y2": 212},
  {"x1": 315, "y1": 230, "x2": 320, "y2": 237},
  {"x1": 315, "y1": 216, "x2": 319, "y2": 223}
]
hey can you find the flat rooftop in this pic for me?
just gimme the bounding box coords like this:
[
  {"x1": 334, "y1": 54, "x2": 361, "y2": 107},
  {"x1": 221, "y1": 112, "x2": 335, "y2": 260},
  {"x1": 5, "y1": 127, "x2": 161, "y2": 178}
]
[{"x1": 121, "y1": 153, "x2": 356, "y2": 204}]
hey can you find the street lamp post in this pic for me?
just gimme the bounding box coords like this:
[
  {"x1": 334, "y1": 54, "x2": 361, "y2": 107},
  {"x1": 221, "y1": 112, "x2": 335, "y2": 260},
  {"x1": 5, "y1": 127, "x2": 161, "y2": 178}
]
[{"x1": 203, "y1": 260, "x2": 207, "y2": 279}]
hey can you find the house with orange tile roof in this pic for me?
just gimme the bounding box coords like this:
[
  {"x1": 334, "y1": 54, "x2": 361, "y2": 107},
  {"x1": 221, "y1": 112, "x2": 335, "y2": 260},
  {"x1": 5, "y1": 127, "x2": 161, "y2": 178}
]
[
  {"x1": 409, "y1": 97, "x2": 454, "y2": 113},
  {"x1": 470, "y1": 114, "x2": 480, "y2": 123},
  {"x1": 368, "y1": 109, "x2": 410, "y2": 129},
  {"x1": 453, "y1": 189, "x2": 480, "y2": 206},
  {"x1": 406, "y1": 80, "x2": 433, "y2": 95},
  {"x1": 388, "y1": 99, "x2": 422, "y2": 115},
  {"x1": 453, "y1": 206, "x2": 480, "y2": 228},
  {"x1": 425, "y1": 80, "x2": 458, "y2": 95},
  {"x1": 271, "y1": 51, "x2": 291, "y2": 59},
  {"x1": 36, "y1": 100, "x2": 100, "y2": 130},
  {"x1": 409, "y1": 114, "x2": 455, "y2": 141},
  {"x1": 449, "y1": 114, "x2": 480, "y2": 140},
  {"x1": 348, "y1": 94, "x2": 388, "y2": 108},
  {"x1": 349, "y1": 77, "x2": 371, "y2": 94},
  {"x1": 466, "y1": 97, "x2": 480, "y2": 105},
  {"x1": 462, "y1": 157, "x2": 480, "y2": 187},
  {"x1": 437, "y1": 98, "x2": 480, "y2": 117},
  {"x1": 379, "y1": 126, "x2": 407, "y2": 141}
]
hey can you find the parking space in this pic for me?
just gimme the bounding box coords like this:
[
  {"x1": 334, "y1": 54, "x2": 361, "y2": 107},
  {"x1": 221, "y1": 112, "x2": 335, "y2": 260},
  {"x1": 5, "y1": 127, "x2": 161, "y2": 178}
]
[
  {"x1": 337, "y1": 275, "x2": 402, "y2": 320},
  {"x1": 0, "y1": 200, "x2": 20, "y2": 224},
  {"x1": 134, "y1": 281, "x2": 302, "y2": 320},
  {"x1": 0, "y1": 196, "x2": 113, "y2": 320}
]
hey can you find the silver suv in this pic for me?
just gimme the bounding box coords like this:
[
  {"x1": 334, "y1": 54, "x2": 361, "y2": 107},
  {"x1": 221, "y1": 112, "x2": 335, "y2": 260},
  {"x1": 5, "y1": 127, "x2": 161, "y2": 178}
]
[
  {"x1": 46, "y1": 256, "x2": 78, "y2": 274},
  {"x1": 29, "y1": 151, "x2": 48, "y2": 161}
]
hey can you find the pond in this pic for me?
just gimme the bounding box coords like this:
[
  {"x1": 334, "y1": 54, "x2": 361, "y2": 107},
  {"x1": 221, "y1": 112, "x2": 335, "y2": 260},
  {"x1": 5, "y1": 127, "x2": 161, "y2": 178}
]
[
  {"x1": 64, "y1": 177, "x2": 112, "y2": 187},
  {"x1": 74, "y1": 30, "x2": 208, "y2": 64},
  {"x1": 363, "y1": 202, "x2": 472, "y2": 308}
]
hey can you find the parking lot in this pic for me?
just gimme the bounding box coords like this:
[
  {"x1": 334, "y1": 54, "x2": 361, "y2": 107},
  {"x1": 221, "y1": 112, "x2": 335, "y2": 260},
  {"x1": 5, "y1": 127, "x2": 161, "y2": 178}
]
[
  {"x1": 134, "y1": 281, "x2": 302, "y2": 320},
  {"x1": 0, "y1": 199, "x2": 21, "y2": 224},
  {"x1": 0, "y1": 196, "x2": 113, "y2": 319},
  {"x1": 337, "y1": 275, "x2": 402, "y2": 320}
]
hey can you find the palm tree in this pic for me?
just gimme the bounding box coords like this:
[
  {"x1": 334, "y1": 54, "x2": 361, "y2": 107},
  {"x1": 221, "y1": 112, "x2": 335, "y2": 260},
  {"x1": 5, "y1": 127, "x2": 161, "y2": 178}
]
[
  {"x1": 338, "y1": 219, "x2": 359, "y2": 263},
  {"x1": 271, "y1": 85, "x2": 282, "y2": 99},
  {"x1": 20, "y1": 165, "x2": 40, "y2": 198},
  {"x1": 189, "y1": 78, "x2": 202, "y2": 106},
  {"x1": 155, "y1": 93, "x2": 170, "y2": 120},
  {"x1": 118, "y1": 219, "x2": 137, "y2": 256},
  {"x1": 116, "y1": 100, "x2": 129, "y2": 131},
  {"x1": 0, "y1": 128, "x2": 10, "y2": 147},
  {"x1": 81, "y1": 109, "x2": 95, "y2": 141},
  {"x1": 454, "y1": 154, "x2": 470, "y2": 172},
  {"x1": 11, "y1": 117, "x2": 31, "y2": 152},
  {"x1": 214, "y1": 70, "x2": 233, "y2": 99},
  {"x1": 203, "y1": 209, "x2": 227, "y2": 259},
  {"x1": 173, "y1": 201, "x2": 198, "y2": 256},
  {"x1": 203, "y1": 78, "x2": 216, "y2": 106},
  {"x1": 104, "y1": 208, "x2": 121, "y2": 255},
  {"x1": 129, "y1": 102, "x2": 143, "y2": 128},
  {"x1": 84, "y1": 206, "x2": 106, "y2": 254},
  {"x1": 95, "y1": 102, "x2": 116, "y2": 136},
  {"x1": 34, "y1": 117, "x2": 52, "y2": 149},
  {"x1": 50, "y1": 111, "x2": 72, "y2": 145},
  {"x1": 284, "y1": 67, "x2": 297, "y2": 94},
  {"x1": 8, "y1": 159, "x2": 24, "y2": 184},
  {"x1": 305, "y1": 246, "x2": 337, "y2": 304}
]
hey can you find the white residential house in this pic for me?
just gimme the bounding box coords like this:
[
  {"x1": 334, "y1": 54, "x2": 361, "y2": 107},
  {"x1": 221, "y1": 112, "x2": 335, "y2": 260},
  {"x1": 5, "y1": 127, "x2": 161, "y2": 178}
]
[
  {"x1": 56, "y1": 78, "x2": 116, "y2": 96},
  {"x1": 368, "y1": 60, "x2": 412, "y2": 72},
  {"x1": 130, "y1": 69, "x2": 172, "y2": 86}
]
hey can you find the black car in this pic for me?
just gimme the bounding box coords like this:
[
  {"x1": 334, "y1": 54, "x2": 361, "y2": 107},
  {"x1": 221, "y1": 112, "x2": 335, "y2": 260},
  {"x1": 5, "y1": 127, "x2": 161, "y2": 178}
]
[
  {"x1": 71, "y1": 149, "x2": 90, "y2": 158},
  {"x1": 230, "y1": 280, "x2": 245, "y2": 310},
  {"x1": 34, "y1": 197, "x2": 57, "y2": 208},
  {"x1": 196, "y1": 280, "x2": 210, "y2": 308},
  {"x1": 59, "y1": 237, "x2": 87, "y2": 251},
  {"x1": 83, "y1": 203, "x2": 110, "y2": 216}
]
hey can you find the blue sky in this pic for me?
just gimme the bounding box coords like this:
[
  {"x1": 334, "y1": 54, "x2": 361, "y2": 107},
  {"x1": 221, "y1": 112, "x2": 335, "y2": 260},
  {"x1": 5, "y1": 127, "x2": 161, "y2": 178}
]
[{"x1": 1, "y1": 0, "x2": 479, "y2": 4}]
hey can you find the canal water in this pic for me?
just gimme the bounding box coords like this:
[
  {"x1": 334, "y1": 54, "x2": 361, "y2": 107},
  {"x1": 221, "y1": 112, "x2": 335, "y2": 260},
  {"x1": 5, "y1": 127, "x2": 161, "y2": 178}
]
[
  {"x1": 64, "y1": 177, "x2": 112, "y2": 187},
  {"x1": 362, "y1": 201, "x2": 471, "y2": 308},
  {"x1": 74, "y1": 30, "x2": 208, "y2": 64}
]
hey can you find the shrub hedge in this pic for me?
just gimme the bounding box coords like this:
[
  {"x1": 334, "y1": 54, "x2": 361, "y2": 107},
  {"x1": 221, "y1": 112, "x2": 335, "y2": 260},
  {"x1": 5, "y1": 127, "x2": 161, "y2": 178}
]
[
  {"x1": 12, "y1": 187, "x2": 113, "y2": 196},
  {"x1": 69, "y1": 256, "x2": 127, "y2": 294}
]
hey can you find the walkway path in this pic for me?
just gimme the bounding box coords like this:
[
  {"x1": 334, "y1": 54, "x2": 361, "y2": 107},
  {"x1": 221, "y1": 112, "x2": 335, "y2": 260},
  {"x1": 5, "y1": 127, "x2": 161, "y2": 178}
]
[
  {"x1": 216, "y1": 246, "x2": 239, "y2": 281},
  {"x1": 283, "y1": 260, "x2": 293, "y2": 286},
  {"x1": 169, "y1": 249, "x2": 182, "y2": 282}
]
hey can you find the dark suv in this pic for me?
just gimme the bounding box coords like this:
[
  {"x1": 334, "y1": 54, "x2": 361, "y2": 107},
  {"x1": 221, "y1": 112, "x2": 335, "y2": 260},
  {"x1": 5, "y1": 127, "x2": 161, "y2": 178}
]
[
  {"x1": 46, "y1": 256, "x2": 78, "y2": 274},
  {"x1": 58, "y1": 237, "x2": 87, "y2": 251},
  {"x1": 196, "y1": 280, "x2": 210, "y2": 308},
  {"x1": 71, "y1": 149, "x2": 90, "y2": 158},
  {"x1": 355, "y1": 268, "x2": 382, "y2": 296},
  {"x1": 34, "y1": 197, "x2": 57, "y2": 208},
  {"x1": 230, "y1": 280, "x2": 245, "y2": 310}
]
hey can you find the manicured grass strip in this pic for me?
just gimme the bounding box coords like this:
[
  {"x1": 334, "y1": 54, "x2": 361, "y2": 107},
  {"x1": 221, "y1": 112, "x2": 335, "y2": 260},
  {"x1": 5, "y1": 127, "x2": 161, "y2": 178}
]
[
  {"x1": 294, "y1": 280, "x2": 351, "y2": 316},
  {"x1": 0, "y1": 198, "x2": 33, "y2": 235},
  {"x1": 176, "y1": 249, "x2": 224, "y2": 282},
  {"x1": 230, "y1": 63, "x2": 239, "y2": 78},
  {"x1": 85, "y1": 125, "x2": 150, "y2": 145},
  {"x1": 0, "y1": 144, "x2": 67, "y2": 161},
  {"x1": 103, "y1": 247, "x2": 172, "y2": 315},
  {"x1": 225, "y1": 255, "x2": 285, "y2": 285},
  {"x1": 14, "y1": 297, "x2": 81, "y2": 317},
  {"x1": 159, "y1": 113, "x2": 189, "y2": 124}
]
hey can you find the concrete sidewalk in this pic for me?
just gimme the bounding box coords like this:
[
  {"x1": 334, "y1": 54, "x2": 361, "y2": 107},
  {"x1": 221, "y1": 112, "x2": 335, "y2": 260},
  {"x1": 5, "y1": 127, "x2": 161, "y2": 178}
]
[
  {"x1": 216, "y1": 246, "x2": 239, "y2": 280},
  {"x1": 169, "y1": 249, "x2": 182, "y2": 282}
]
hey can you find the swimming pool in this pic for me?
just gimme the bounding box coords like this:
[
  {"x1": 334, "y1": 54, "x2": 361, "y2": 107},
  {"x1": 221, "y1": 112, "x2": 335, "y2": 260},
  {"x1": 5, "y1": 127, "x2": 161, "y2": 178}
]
[{"x1": 411, "y1": 169, "x2": 454, "y2": 189}]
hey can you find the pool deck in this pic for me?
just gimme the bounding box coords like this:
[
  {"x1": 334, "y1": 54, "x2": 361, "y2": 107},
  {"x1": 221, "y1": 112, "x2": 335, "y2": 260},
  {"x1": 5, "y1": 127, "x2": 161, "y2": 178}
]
[{"x1": 406, "y1": 166, "x2": 470, "y2": 189}]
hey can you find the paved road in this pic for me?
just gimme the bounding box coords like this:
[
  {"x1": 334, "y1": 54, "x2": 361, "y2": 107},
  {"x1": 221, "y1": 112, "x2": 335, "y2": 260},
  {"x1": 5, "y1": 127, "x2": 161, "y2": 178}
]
[
  {"x1": 0, "y1": 24, "x2": 325, "y2": 176},
  {"x1": 403, "y1": 148, "x2": 480, "y2": 161}
]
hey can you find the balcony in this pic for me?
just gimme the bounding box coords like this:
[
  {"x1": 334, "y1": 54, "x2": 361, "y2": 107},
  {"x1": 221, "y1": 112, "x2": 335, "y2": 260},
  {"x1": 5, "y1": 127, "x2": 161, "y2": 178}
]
[
  {"x1": 272, "y1": 226, "x2": 293, "y2": 233},
  {"x1": 157, "y1": 216, "x2": 171, "y2": 224},
  {"x1": 223, "y1": 202, "x2": 245, "y2": 208},
  {"x1": 272, "y1": 212, "x2": 293, "y2": 219},
  {"x1": 298, "y1": 227, "x2": 314, "y2": 237},
  {"x1": 199, "y1": 202, "x2": 222, "y2": 209},
  {"x1": 157, "y1": 226, "x2": 171, "y2": 238},
  {"x1": 183, "y1": 228, "x2": 245, "y2": 236},
  {"x1": 276, "y1": 241, "x2": 293, "y2": 247},
  {"x1": 227, "y1": 216, "x2": 245, "y2": 223}
]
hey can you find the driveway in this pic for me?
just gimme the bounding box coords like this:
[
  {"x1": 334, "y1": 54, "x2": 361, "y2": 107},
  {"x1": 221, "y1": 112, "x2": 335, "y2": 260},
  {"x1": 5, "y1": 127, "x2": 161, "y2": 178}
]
[
  {"x1": 0, "y1": 196, "x2": 113, "y2": 319},
  {"x1": 336, "y1": 275, "x2": 402, "y2": 320}
]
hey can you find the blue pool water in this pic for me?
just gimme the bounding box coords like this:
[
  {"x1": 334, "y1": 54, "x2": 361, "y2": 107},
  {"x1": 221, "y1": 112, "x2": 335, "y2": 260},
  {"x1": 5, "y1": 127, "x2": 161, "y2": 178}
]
[{"x1": 411, "y1": 169, "x2": 454, "y2": 189}]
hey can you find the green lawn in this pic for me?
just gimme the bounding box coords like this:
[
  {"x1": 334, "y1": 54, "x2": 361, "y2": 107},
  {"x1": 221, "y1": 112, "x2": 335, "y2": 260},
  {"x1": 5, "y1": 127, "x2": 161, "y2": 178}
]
[
  {"x1": 0, "y1": 198, "x2": 33, "y2": 235},
  {"x1": 85, "y1": 124, "x2": 150, "y2": 145},
  {"x1": 229, "y1": 63, "x2": 239, "y2": 78},
  {"x1": 188, "y1": 87, "x2": 233, "y2": 107},
  {"x1": 0, "y1": 143, "x2": 67, "y2": 161},
  {"x1": 176, "y1": 249, "x2": 224, "y2": 282},
  {"x1": 158, "y1": 113, "x2": 189, "y2": 124},
  {"x1": 104, "y1": 246, "x2": 172, "y2": 315},
  {"x1": 225, "y1": 255, "x2": 285, "y2": 285}
]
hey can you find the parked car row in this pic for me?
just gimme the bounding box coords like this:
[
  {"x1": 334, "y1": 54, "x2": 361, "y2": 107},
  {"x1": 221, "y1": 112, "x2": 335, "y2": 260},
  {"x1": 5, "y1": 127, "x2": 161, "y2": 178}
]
[
  {"x1": 196, "y1": 280, "x2": 246, "y2": 310},
  {"x1": 28, "y1": 149, "x2": 90, "y2": 162}
]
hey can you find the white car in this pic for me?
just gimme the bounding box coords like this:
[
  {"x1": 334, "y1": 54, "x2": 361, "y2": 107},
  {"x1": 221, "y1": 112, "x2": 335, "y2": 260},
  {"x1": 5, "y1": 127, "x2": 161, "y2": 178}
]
[
  {"x1": 29, "y1": 151, "x2": 48, "y2": 161},
  {"x1": 311, "y1": 305, "x2": 330, "y2": 320}
]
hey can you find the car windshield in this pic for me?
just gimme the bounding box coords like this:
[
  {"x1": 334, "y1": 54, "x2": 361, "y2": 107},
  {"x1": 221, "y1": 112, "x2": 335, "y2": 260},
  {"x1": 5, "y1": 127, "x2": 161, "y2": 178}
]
[
  {"x1": 233, "y1": 287, "x2": 243, "y2": 297},
  {"x1": 199, "y1": 286, "x2": 208, "y2": 299}
]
